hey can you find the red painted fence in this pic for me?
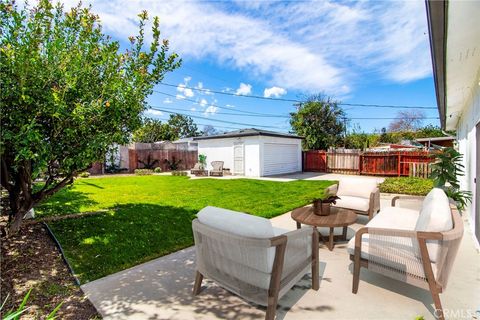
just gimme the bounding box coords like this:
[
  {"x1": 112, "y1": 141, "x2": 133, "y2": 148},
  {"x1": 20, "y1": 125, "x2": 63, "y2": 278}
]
[{"x1": 303, "y1": 150, "x2": 435, "y2": 177}]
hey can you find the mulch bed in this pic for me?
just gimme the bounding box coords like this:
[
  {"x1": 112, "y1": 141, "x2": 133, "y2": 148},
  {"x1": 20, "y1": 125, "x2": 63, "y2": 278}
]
[{"x1": 1, "y1": 221, "x2": 100, "y2": 319}]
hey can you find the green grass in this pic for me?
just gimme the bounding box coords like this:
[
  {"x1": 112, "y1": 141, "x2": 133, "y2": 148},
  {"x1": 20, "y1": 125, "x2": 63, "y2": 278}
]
[
  {"x1": 38, "y1": 175, "x2": 335, "y2": 283},
  {"x1": 379, "y1": 177, "x2": 434, "y2": 196}
]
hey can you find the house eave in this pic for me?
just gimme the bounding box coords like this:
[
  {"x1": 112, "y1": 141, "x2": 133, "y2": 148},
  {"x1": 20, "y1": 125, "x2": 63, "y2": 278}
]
[{"x1": 425, "y1": 0, "x2": 447, "y2": 129}]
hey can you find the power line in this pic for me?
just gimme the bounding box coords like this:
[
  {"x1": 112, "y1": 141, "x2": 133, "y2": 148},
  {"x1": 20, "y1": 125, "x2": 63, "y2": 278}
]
[
  {"x1": 148, "y1": 105, "x2": 288, "y2": 130},
  {"x1": 156, "y1": 82, "x2": 438, "y2": 110},
  {"x1": 154, "y1": 105, "x2": 288, "y2": 118},
  {"x1": 151, "y1": 104, "x2": 439, "y2": 121},
  {"x1": 155, "y1": 91, "x2": 283, "y2": 116}
]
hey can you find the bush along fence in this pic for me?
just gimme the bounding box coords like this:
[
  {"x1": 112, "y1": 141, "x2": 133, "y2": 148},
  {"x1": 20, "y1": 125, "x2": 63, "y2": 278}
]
[{"x1": 303, "y1": 149, "x2": 434, "y2": 177}]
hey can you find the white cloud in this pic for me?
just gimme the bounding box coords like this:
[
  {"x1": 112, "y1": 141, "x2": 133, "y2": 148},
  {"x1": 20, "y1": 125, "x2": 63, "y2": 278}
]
[
  {"x1": 199, "y1": 98, "x2": 208, "y2": 107},
  {"x1": 225, "y1": 104, "x2": 235, "y2": 108},
  {"x1": 190, "y1": 107, "x2": 196, "y2": 111},
  {"x1": 163, "y1": 98, "x2": 173, "y2": 104},
  {"x1": 176, "y1": 94, "x2": 185, "y2": 100},
  {"x1": 195, "y1": 82, "x2": 203, "y2": 89},
  {"x1": 204, "y1": 105, "x2": 219, "y2": 115},
  {"x1": 264, "y1": 86, "x2": 287, "y2": 98},
  {"x1": 145, "y1": 109, "x2": 163, "y2": 117},
  {"x1": 65, "y1": 0, "x2": 431, "y2": 93},
  {"x1": 235, "y1": 83, "x2": 252, "y2": 96},
  {"x1": 204, "y1": 89, "x2": 214, "y2": 96},
  {"x1": 183, "y1": 88, "x2": 194, "y2": 98},
  {"x1": 184, "y1": 76, "x2": 192, "y2": 83},
  {"x1": 177, "y1": 84, "x2": 186, "y2": 92}
]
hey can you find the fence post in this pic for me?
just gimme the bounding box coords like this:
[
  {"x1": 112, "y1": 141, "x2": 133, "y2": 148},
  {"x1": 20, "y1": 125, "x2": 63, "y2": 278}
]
[{"x1": 397, "y1": 152, "x2": 401, "y2": 177}]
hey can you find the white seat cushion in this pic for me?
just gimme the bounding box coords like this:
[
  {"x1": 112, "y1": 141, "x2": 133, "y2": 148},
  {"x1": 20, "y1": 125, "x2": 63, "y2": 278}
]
[
  {"x1": 347, "y1": 207, "x2": 419, "y2": 256},
  {"x1": 333, "y1": 195, "x2": 370, "y2": 212},
  {"x1": 415, "y1": 188, "x2": 452, "y2": 262},
  {"x1": 337, "y1": 178, "x2": 378, "y2": 199},
  {"x1": 197, "y1": 206, "x2": 274, "y2": 238},
  {"x1": 347, "y1": 207, "x2": 435, "y2": 279}
]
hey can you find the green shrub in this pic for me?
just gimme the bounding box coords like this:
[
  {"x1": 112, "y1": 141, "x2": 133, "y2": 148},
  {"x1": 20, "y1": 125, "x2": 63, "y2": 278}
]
[
  {"x1": 78, "y1": 171, "x2": 90, "y2": 178},
  {"x1": 153, "y1": 167, "x2": 162, "y2": 173},
  {"x1": 379, "y1": 177, "x2": 433, "y2": 196},
  {"x1": 171, "y1": 170, "x2": 187, "y2": 176},
  {"x1": 134, "y1": 169, "x2": 153, "y2": 175}
]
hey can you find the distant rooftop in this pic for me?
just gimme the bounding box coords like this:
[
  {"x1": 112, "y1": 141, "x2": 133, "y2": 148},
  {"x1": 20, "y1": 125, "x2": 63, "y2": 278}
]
[
  {"x1": 415, "y1": 136, "x2": 456, "y2": 142},
  {"x1": 193, "y1": 128, "x2": 303, "y2": 140}
]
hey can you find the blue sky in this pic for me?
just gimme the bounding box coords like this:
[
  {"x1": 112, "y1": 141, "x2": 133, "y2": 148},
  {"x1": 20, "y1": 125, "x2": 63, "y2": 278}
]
[{"x1": 64, "y1": 0, "x2": 440, "y2": 133}]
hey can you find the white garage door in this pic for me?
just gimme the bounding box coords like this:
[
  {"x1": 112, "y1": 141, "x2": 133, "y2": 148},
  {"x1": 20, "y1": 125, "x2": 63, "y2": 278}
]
[{"x1": 263, "y1": 143, "x2": 299, "y2": 176}]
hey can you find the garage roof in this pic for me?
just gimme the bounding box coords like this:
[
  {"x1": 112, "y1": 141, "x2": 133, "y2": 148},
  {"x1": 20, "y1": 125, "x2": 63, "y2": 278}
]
[{"x1": 193, "y1": 128, "x2": 303, "y2": 140}]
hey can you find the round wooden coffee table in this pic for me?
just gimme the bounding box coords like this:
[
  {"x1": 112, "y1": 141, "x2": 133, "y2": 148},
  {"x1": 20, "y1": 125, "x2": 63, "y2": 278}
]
[{"x1": 291, "y1": 206, "x2": 357, "y2": 251}]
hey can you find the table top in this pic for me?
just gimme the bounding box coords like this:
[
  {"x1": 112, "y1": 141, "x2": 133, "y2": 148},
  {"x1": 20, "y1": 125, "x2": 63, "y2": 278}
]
[{"x1": 291, "y1": 206, "x2": 357, "y2": 228}]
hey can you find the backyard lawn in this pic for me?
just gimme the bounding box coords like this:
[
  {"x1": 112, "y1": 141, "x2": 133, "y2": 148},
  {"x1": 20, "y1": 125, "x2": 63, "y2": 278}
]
[{"x1": 37, "y1": 175, "x2": 335, "y2": 283}]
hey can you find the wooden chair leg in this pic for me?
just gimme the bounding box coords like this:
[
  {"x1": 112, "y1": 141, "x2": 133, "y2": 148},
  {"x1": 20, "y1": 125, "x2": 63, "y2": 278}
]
[
  {"x1": 312, "y1": 227, "x2": 319, "y2": 290},
  {"x1": 265, "y1": 296, "x2": 278, "y2": 320},
  {"x1": 431, "y1": 290, "x2": 444, "y2": 320},
  {"x1": 352, "y1": 256, "x2": 361, "y2": 294},
  {"x1": 193, "y1": 271, "x2": 203, "y2": 295}
]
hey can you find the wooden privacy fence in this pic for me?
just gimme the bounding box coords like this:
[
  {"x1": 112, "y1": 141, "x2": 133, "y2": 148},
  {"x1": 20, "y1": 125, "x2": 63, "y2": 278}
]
[
  {"x1": 303, "y1": 150, "x2": 435, "y2": 177},
  {"x1": 129, "y1": 149, "x2": 197, "y2": 172}
]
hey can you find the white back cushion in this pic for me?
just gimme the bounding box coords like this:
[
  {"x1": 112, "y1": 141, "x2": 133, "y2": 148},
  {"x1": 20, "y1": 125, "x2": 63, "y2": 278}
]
[
  {"x1": 197, "y1": 206, "x2": 274, "y2": 238},
  {"x1": 415, "y1": 188, "x2": 452, "y2": 262},
  {"x1": 337, "y1": 178, "x2": 378, "y2": 199},
  {"x1": 416, "y1": 188, "x2": 452, "y2": 232},
  {"x1": 197, "y1": 206, "x2": 276, "y2": 274}
]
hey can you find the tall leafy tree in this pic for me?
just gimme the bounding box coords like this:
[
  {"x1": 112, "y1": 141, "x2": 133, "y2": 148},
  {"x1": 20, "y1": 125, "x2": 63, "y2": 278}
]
[
  {"x1": 290, "y1": 95, "x2": 345, "y2": 150},
  {"x1": 167, "y1": 114, "x2": 199, "y2": 138},
  {"x1": 133, "y1": 118, "x2": 177, "y2": 142},
  {"x1": 0, "y1": 1, "x2": 181, "y2": 233}
]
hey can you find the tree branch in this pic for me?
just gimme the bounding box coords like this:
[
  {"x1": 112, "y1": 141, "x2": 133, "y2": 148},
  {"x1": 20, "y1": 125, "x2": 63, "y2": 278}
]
[{"x1": 32, "y1": 174, "x2": 75, "y2": 203}]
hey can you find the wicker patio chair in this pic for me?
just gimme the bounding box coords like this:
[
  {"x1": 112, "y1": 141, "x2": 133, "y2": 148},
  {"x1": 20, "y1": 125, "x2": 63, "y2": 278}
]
[
  {"x1": 190, "y1": 163, "x2": 205, "y2": 175},
  {"x1": 209, "y1": 161, "x2": 224, "y2": 176},
  {"x1": 192, "y1": 206, "x2": 319, "y2": 320},
  {"x1": 348, "y1": 188, "x2": 464, "y2": 320},
  {"x1": 332, "y1": 178, "x2": 381, "y2": 220}
]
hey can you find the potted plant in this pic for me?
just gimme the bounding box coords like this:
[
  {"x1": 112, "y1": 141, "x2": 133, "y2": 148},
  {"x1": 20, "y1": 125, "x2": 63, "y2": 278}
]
[
  {"x1": 198, "y1": 154, "x2": 207, "y2": 170},
  {"x1": 312, "y1": 195, "x2": 340, "y2": 216},
  {"x1": 430, "y1": 147, "x2": 472, "y2": 211}
]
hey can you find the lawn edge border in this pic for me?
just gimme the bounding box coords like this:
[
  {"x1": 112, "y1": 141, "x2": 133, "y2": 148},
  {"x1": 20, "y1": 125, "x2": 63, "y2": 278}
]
[{"x1": 43, "y1": 222, "x2": 82, "y2": 286}]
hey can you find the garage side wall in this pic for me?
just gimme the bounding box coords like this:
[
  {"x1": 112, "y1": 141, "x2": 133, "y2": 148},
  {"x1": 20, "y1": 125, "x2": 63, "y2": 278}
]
[
  {"x1": 197, "y1": 139, "x2": 234, "y2": 172},
  {"x1": 259, "y1": 136, "x2": 302, "y2": 176}
]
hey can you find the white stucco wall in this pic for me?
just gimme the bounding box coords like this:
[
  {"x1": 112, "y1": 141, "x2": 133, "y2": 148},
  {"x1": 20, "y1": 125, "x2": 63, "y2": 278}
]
[
  {"x1": 197, "y1": 138, "x2": 235, "y2": 172},
  {"x1": 456, "y1": 81, "x2": 480, "y2": 247},
  {"x1": 196, "y1": 136, "x2": 261, "y2": 177}
]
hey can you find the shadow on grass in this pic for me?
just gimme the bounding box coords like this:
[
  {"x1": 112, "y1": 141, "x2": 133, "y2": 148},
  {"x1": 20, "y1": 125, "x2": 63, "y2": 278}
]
[
  {"x1": 35, "y1": 188, "x2": 99, "y2": 217},
  {"x1": 48, "y1": 203, "x2": 197, "y2": 284}
]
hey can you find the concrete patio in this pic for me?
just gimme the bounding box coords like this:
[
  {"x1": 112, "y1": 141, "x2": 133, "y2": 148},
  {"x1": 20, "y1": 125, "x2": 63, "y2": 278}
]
[{"x1": 82, "y1": 195, "x2": 480, "y2": 320}]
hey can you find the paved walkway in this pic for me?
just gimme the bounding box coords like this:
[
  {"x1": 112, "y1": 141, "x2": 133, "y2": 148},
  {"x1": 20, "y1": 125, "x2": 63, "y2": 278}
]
[
  {"x1": 189, "y1": 171, "x2": 385, "y2": 184},
  {"x1": 82, "y1": 195, "x2": 480, "y2": 320}
]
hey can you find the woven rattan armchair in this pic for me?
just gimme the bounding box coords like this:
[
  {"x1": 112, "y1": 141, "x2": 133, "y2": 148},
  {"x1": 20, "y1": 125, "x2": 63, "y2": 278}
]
[
  {"x1": 190, "y1": 163, "x2": 206, "y2": 175},
  {"x1": 192, "y1": 207, "x2": 319, "y2": 320},
  {"x1": 332, "y1": 178, "x2": 381, "y2": 220},
  {"x1": 209, "y1": 161, "x2": 224, "y2": 176},
  {"x1": 349, "y1": 190, "x2": 463, "y2": 320}
]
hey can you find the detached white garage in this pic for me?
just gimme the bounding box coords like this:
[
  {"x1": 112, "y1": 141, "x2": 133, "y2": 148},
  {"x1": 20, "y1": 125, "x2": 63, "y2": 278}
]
[{"x1": 193, "y1": 128, "x2": 303, "y2": 177}]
